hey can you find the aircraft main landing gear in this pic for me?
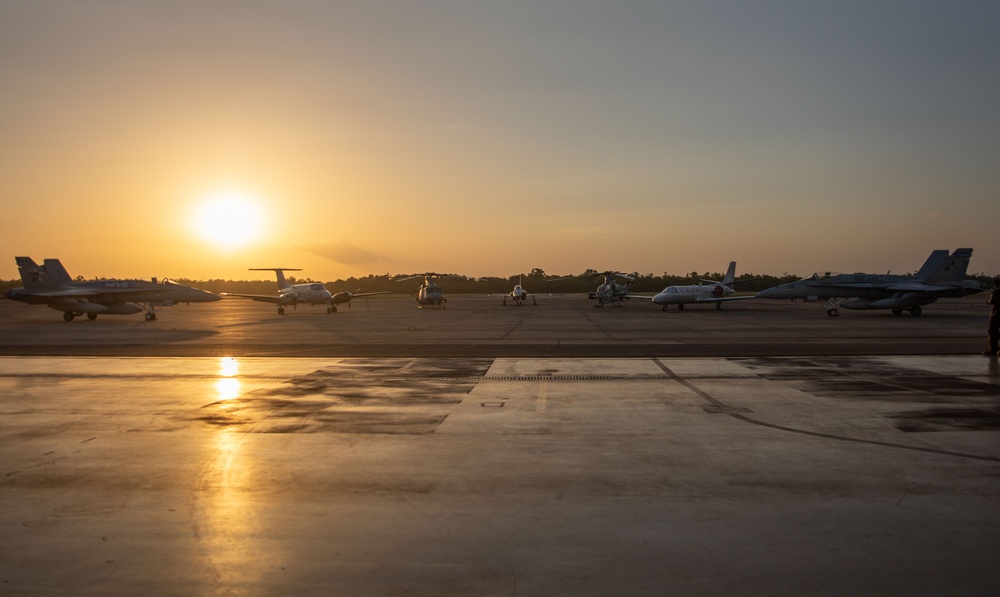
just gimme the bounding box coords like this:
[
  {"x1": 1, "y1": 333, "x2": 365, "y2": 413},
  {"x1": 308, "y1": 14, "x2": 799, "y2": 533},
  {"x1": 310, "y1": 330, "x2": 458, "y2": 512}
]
[
  {"x1": 278, "y1": 307, "x2": 285, "y2": 315},
  {"x1": 63, "y1": 312, "x2": 75, "y2": 322},
  {"x1": 145, "y1": 312, "x2": 157, "y2": 321},
  {"x1": 826, "y1": 309, "x2": 838, "y2": 316},
  {"x1": 87, "y1": 313, "x2": 98, "y2": 320}
]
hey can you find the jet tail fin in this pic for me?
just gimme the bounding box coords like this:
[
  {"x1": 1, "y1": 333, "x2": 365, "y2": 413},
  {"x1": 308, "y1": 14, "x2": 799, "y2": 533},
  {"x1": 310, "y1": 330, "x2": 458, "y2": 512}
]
[
  {"x1": 41, "y1": 259, "x2": 73, "y2": 284},
  {"x1": 722, "y1": 261, "x2": 737, "y2": 286},
  {"x1": 14, "y1": 256, "x2": 73, "y2": 288},
  {"x1": 14, "y1": 257, "x2": 45, "y2": 288},
  {"x1": 915, "y1": 250, "x2": 950, "y2": 279},
  {"x1": 924, "y1": 248, "x2": 973, "y2": 284},
  {"x1": 249, "y1": 268, "x2": 303, "y2": 291}
]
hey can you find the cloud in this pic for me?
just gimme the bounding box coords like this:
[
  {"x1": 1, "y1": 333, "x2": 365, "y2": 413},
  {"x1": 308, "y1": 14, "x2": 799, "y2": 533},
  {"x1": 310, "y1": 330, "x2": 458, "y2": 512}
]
[{"x1": 300, "y1": 242, "x2": 388, "y2": 265}]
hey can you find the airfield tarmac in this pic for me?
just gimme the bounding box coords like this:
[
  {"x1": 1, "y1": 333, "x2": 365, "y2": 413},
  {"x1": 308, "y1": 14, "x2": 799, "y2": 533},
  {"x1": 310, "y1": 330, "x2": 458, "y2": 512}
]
[{"x1": 0, "y1": 295, "x2": 998, "y2": 595}]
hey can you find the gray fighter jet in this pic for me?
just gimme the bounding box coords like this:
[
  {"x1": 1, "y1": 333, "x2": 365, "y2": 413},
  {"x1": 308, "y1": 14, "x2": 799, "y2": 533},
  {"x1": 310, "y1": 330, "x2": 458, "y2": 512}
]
[
  {"x1": 5, "y1": 256, "x2": 221, "y2": 321},
  {"x1": 756, "y1": 248, "x2": 980, "y2": 316}
]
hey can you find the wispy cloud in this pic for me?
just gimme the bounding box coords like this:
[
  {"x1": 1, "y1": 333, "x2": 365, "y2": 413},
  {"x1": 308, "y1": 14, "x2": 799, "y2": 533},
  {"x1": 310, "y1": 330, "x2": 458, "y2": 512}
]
[{"x1": 300, "y1": 242, "x2": 388, "y2": 265}]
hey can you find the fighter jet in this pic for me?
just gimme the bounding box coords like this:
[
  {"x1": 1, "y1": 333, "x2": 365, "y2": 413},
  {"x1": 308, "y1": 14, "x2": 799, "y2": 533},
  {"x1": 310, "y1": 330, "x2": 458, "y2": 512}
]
[
  {"x1": 4, "y1": 256, "x2": 220, "y2": 321},
  {"x1": 503, "y1": 277, "x2": 536, "y2": 306},
  {"x1": 649, "y1": 262, "x2": 756, "y2": 311},
  {"x1": 756, "y1": 248, "x2": 980, "y2": 316}
]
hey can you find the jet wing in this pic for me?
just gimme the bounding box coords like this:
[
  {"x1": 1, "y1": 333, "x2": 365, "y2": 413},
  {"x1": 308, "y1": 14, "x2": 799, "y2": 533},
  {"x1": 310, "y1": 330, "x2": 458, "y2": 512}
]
[
  {"x1": 882, "y1": 283, "x2": 951, "y2": 293},
  {"x1": 801, "y1": 282, "x2": 893, "y2": 290},
  {"x1": 221, "y1": 293, "x2": 283, "y2": 304},
  {"x1": 694, "y1": 296, "x2": 757, "y2": 303},
  {"x1": 628, "y1": 294, "x2": 655, "y2": 300},
  {"x1": 22, "y1": 288, "x2": 100, "y2": 298}
]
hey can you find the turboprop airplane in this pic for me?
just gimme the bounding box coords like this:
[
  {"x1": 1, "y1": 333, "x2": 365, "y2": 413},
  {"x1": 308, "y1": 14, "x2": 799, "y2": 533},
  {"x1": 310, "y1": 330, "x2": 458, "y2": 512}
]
[
  {"x1": 4, "y1": 256, "x2": 220, "y2": 321},
  {"x1": 650, "y1": 262, "x2": 756, "y2": 311},
  {"x1": 756, "y1": 248, "x2": 980, "y2": 316},
  {"x1": 395, "y1": 272, "x2": 465, "y2": 308},
  {"x1": 224, "y1": 268, "x2": 348, "y2": 315}
]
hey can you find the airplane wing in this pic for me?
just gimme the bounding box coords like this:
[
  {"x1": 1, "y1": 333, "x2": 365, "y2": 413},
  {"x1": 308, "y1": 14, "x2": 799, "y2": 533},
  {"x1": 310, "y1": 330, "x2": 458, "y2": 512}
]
[
  {"x1": 22, "y1": 288, "x2": 100, "y2": 298},
  {"x1": 351, "y1": 291, "x2": 390, "y2": 298},
  {"x1": 628, "y1": 294, "x2": 656, "y2": 300},
  {"x1": 694, "y1": 295, "x2": 757, "y2": 303},
  {"x1": 221, "y1": 293, "x2": 283, "y2": 304},
  {"x1": 882, "y1": 283, "x2": 952, "y2": 293}
]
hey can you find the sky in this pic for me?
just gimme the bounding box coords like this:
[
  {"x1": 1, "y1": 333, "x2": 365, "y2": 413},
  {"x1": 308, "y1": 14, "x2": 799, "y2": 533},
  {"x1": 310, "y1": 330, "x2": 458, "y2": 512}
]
[{"x1": 2, "y1": 0, "x2": 999, "y2": 282}]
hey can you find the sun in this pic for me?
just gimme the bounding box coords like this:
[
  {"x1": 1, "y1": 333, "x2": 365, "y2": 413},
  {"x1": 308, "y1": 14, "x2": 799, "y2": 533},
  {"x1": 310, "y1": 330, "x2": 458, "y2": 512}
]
[{"x1": 192, "y1": 192, "x2": 266, "y2": 249}]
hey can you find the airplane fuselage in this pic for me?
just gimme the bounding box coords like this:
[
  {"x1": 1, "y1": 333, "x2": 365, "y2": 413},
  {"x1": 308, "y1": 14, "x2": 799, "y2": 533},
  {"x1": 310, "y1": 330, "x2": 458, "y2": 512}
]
[
  {"x1": 653, "y1": 284, "x2": 732, "y2": 306},
  {"x1": 279, "y1": 283, "x2": 332, "y2": 306}
]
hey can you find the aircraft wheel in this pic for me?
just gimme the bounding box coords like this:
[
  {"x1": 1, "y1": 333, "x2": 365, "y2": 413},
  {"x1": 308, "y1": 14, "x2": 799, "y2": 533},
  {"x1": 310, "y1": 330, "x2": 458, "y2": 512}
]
[
  {"x1": 892, "y1": 308, "x2": 903, "y2": 316},
  {"x1": 63, "y1": 311, "x2": 75, "y2": 322},
  {"x1": 910, "y1": 306, "x2": 922, "y2": 316},
  {"x1": 145, "y1": 312, "x2": 156, "y2": 321},
  {"x1": 716, "y1": 302, "x2": 722, "y2": 310},
  {"x1": 331, "y1": 305, "x2": 337, "y2": 313},
  {"x1": 678, "y1": 304, "x2": 684, "y2": 311},
  {"x1": 827, "y1": 309, "x2": 839, "y2": 317},
  {"x1": 278, "y1": 307, "x2": 285, "y2": 315},
  {"x1": 87, "y1": 313, "x2": 98, "y2": 321},
  {"x1": 662, "y1": 306, "x2": 668, "y2": 312}
]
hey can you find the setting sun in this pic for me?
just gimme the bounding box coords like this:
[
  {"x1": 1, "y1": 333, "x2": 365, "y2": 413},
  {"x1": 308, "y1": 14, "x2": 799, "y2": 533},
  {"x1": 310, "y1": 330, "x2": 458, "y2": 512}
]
[{"x1": 192, "y1": 192, "x2": 266, "y2": 250}]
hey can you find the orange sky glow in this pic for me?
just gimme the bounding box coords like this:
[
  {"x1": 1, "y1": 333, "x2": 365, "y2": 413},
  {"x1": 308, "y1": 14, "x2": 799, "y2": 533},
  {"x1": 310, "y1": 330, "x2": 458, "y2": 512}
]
[{"x1": 2, "y1": 2, "x2": 998, "y2": 282}]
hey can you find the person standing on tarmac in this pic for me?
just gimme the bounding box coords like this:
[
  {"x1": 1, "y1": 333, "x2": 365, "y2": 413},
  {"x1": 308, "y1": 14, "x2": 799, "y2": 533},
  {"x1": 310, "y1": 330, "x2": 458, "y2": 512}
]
[{"x1": 985, "y1": 278, "x2": 1000, "y2": 356}]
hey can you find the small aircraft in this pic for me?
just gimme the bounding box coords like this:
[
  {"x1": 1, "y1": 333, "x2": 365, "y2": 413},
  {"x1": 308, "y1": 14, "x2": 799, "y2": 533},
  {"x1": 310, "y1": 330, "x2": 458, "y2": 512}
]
[
  {"x1": 224, "y1": 268, "x2": 348, "y2": 314},
  {"x1": 4, "y1": 256, "x2": 220, "y2": 321},
  {"x1": 395, "y1": 272, "x2": 465, "y2": 308},
  {"x1": 756, "y1": 248, "x2": 980, "y2": 316},
  {"x1": 649, "y1": 262, "x2": 756, "y2": 311},
  {"x1": 503, "y1": 277, "x2": 536, "y2": 306}
]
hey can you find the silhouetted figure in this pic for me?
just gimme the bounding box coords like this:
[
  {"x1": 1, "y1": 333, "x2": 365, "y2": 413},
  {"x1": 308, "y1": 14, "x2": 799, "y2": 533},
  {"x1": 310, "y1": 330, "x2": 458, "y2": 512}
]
[{"x1": 985, "y1": 278, "x2": 1000, "y2": 356}]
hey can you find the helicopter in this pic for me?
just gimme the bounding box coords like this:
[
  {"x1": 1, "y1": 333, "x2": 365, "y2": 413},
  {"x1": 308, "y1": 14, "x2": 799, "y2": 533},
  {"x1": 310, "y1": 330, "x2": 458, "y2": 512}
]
[
  {"x1": 549, "y1": 270, "x2": 638, "y2": 307},
  {"x1": 395, "y1": 272, "x2": 466, "y2": 308},
  {"x1": 586, "y1": 271, "x2": 638, "y2": 307}
]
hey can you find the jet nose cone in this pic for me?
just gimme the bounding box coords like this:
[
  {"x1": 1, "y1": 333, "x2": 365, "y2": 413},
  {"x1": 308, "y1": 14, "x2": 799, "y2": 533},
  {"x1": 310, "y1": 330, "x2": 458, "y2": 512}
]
[
  {"x1": 756, "y1": 287, "x2": 782, "y2": 299},
  {"x1": 189, "y1": 288, "x2": 221, "y2": 301}
]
